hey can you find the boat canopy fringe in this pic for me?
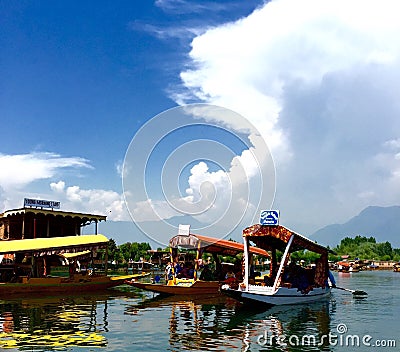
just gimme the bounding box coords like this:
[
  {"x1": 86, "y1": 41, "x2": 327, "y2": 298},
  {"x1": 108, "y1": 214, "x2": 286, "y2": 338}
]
[
  {"x1": 0, "y1": 234, "x2": 108, "y2": 256},
  {"x1": 243, "y1": 225, "x2": 333, "y2": 255},
  {"x1": 169, "y1": 233, "x2": 268, "y2": 257}
]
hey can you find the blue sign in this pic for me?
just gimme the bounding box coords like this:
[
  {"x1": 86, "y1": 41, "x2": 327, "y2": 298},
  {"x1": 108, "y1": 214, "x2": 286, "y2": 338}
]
[
  {"x1": 260, "y1": 210, "x2": 280, "y2": 226},
  {"x1": 24, "y1": 198, "x2": 60, "y2": 209}
]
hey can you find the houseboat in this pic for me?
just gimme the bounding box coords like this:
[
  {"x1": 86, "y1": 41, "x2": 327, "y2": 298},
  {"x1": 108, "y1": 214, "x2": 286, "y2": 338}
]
[{"x1": 0, "y1": 200, "x2": 143, "y2": 296}]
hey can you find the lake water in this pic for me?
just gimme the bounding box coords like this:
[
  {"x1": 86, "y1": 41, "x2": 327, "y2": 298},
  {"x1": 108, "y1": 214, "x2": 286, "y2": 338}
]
[{"x1": 0, "y1": 270, "x2": 399, "y2": 351}]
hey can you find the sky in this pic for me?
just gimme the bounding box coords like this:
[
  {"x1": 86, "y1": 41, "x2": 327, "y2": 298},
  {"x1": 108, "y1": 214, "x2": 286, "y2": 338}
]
[{"x1": 1, "y1": 0, "x2": 400, "y2": 246}]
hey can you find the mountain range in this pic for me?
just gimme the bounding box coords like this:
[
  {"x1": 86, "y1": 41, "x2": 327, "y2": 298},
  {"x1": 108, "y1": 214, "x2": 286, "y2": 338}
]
[
  {"x1": 311, "y1": 205, "x2": 400, "y2": 248},
  {"x1": 93, "y1": 205, "x2": 400, "y2": 249}
]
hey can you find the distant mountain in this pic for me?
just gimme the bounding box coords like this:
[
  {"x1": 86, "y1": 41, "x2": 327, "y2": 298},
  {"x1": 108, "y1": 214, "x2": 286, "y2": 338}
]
[{"x1": 311, "y1": 206, "x2": 400, "y2": 248}]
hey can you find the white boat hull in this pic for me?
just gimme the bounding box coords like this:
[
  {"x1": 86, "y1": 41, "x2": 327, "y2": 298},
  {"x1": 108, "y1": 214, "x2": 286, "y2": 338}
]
[{"x1": 222, "y1": 285, "x2": 331, "y2": 306}]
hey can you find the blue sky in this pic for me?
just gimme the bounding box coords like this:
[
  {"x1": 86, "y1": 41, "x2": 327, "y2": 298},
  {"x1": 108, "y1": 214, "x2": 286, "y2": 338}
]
[{"x1": 2, "y1": 0, "x2": 400, "y2": 246}]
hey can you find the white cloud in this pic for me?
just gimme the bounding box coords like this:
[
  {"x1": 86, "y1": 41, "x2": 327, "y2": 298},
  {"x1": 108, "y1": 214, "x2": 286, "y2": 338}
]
[
  {"x1": 0, "y1": 153, "x2": 128, "y2": 222},
  {"x1": 0, "y1": 152, "x2": 91, "y2": 191},
  {"x1": 170, "y1": 0, "x2": 400, "y2": 232},
  {"x1": 52, "y1": 182, "x2": 129, "y2": 221},
  {"x1": 50, "y1": 180, "x2": 65, "y2": 193}
]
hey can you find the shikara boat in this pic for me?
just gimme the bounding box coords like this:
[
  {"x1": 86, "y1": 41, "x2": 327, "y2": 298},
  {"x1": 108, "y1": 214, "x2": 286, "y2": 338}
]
[
  {"x1": 125, "y1": 229, "x2": 268, "y2": 296},
  {"x1": 222, "y1": 223, "x2": 333, "y2": 306}
]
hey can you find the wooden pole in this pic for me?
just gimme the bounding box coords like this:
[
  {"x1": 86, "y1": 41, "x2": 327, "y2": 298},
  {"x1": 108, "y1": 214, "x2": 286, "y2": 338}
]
[
  {"x1": 272, "y1": 235, "x2": 294, "y2": 291},
  {"x1": 244, "y1": 236, "x2": 250, "y2": 291}
]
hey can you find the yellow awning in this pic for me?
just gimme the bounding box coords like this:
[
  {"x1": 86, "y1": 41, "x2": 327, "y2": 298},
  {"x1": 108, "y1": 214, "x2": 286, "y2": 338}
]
[
  {"x1": 0, "y1": 234, "x2": 108, "y2": 254},
  {"x1": 60, "y1": 250, "x2": 92, "y2": 259}
]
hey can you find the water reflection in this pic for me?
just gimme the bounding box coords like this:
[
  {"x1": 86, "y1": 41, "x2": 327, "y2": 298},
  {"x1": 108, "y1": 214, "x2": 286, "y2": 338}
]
[
  {"x1": 0, "y1": 292, "x2": 135, "y2": 350},
  {"x1": 126, "y1": 294, "x2": 335, "y2": 351}
]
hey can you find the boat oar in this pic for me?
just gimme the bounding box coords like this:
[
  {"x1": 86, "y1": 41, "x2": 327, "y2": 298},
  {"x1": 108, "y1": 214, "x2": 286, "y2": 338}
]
[{"x1": 333, "y1": 286, "x2": 367, "y2": 296}]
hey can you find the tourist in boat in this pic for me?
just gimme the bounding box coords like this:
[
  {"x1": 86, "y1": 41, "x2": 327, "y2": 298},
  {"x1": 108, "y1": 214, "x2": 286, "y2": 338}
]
[
  {"x1": 173, "y1": 260, "x2": 182, "y2": 277},
  {"x1": 178, "y1": 263, "x2": 195, "y2": 279},
  {"x1": 283, "y1": 262, "x2": 311, "y2": 292},
  {"x1": 165, "y1": 262, "x2": 173, "y2": 281},
  {"x1": 199, "y1": 264, "x2": 214, "y2": 281},
  {"x1": 233, "y1": 260, "x2": 243, "y2": 281}
]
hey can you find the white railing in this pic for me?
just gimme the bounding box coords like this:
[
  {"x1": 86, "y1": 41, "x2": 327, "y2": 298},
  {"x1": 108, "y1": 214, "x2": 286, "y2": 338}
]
[{"x1": 247, "y1": 284, "x2": 275, "y2": 294}]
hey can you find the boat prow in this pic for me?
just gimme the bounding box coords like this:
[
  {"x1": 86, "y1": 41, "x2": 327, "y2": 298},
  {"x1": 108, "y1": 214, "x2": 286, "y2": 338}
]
[
  {"x1": 125, "y1": 279, "x2": 222, "y2": 296},
  {"x1": 221, "y1": 284, "x2": 331, "y2": 306}
]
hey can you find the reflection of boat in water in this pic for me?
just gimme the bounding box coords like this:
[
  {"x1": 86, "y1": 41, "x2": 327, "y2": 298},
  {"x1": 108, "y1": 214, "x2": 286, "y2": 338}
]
[
  {"x1": 126, "y1": 226, "x2": 268, "y2": 296},
  {"x1": 125, "y1": 291, "x2": 333, "y2": 351},
  {"x1": 222, "y1": 223, "x2": 333, "y2": 306},
  {"x1": 228, "y1": 300, "x2": 333, "y2": 351},
  {"x1": 125, "y1": 294, "x2": 241, "y2": 351},
  {"x1": 0, "y1": 292, "x2": 128, "y2": 349},
  {"x1": 0, "y1": 206, "x2": 147, "y2": 297}
]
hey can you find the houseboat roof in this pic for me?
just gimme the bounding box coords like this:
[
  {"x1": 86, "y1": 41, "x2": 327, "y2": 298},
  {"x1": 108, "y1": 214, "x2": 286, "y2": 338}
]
[
  {"x1": 243, "y1": 224, "x2": 333, "y2": 255},
  {"x1": 169, "y1": 233, "x2": 269, "y2": 257},
  {"x1": 0, "y1": 207, "x2": 106, "y2": 223},
  {"x1": 0, "y1": 234, "x2": 108, "y2": 255}
]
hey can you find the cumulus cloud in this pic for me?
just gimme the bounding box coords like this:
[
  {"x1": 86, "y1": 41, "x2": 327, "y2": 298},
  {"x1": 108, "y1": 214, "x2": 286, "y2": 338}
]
[
  {"x1": 170, "y1": 0, "x2": 400, "y2": 231},
  {"x1": 0, "y1": 153, "x2": 128, "y2": 221},
  {"x1": 49, "y1": 181, "x2": 129, "y2": 221}
]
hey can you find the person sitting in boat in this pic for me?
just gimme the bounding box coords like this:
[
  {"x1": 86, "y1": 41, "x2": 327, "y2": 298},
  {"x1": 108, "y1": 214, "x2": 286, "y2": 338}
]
[
  {"x1": 174, "y1": 261, "x2": 182, "y2": 277},
  {"x1": 165, "y1": 262, "x2": 173, "y2": 281},
  {"x1": 199, "y1": 264, "x2": 215, "y2": 281},
  {"x1": 177, "y1": 263, "x2": 194, "y2": 279},
  {"x1": 283, "y1": 262, "x2": 312, "y2": 292},
  {"x1": 234, "y1": 260, "x2": 243, "y2": 281},
  {"x1": 328, "y1": 270, "x2": 336, "y2": 288}
]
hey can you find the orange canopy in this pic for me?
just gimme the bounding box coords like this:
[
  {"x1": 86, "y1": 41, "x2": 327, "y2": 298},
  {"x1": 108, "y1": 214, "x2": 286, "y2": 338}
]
[{"x1": 169, "y1": 234, "x2": 268, "y2": 257}]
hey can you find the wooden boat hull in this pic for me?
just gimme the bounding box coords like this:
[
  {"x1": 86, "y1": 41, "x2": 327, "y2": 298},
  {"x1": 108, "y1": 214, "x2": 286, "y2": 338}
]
[
  {"x1": 0, "y1": 273, "x2": 148, "y2": 297},
  {"x1": 222, "y1": 286, "x2": 331, "y2": 306},
  {"x1": 125, "y1": 280, "x2": 222, "y2": 296}
]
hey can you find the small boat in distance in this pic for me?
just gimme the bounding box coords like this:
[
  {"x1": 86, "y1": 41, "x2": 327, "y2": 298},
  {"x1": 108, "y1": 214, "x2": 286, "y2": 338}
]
[
  {"x1": 394, "y1": 263, "x2": 400, "y2": 272},
  {"x1": 125, "y1": 226, "x2": 269, "y2": 296},
  {"x1": 222, "y1": 216, "x2": 333, "y2": 306}
]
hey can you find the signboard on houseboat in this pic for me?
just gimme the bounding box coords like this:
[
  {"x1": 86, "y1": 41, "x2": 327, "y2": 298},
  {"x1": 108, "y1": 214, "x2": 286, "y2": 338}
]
[{"x1": 24, "y1": 198, "x2": 61, "y2": 209}]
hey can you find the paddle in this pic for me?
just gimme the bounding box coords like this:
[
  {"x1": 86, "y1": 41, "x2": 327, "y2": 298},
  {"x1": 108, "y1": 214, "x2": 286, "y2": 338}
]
[{"x1": 332, "y1": 286, "x2": 367, "y2": 296}]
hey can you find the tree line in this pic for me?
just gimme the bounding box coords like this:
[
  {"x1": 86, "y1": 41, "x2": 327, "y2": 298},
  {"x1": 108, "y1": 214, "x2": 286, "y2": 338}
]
[
  {"x1": 333, "y1": 235, "x2": 400, "y2": 261},
  {"x1": 103, "y1": 235, "x2": 400, "y2": 266},
  {"x1": 106, "y1": 239, "x2": 152, "y2": 265}
]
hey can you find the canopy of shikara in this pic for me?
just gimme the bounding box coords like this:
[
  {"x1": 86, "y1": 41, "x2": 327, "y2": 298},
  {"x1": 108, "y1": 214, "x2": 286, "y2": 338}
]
[
  {"x1": 169, "y1": 234, "x2": 269, "y2": 257},
  {"x1": 0, "y1": 234, "x2": 108, "y2": 255},
  {"x1": 243, "y1": 225, "x2": 332, "y2": 255}
]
